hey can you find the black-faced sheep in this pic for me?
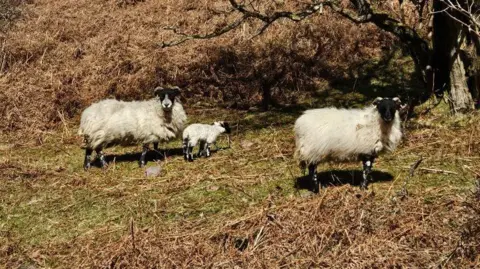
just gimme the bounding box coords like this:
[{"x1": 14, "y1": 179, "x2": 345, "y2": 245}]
[
  {"x1": 78, "y1": 86, "x2": 187, "y2": 169},
  {"x1": 182, "y1": 121, "x2": 231, "y2": 161},
  {"x1": 294, "y1": 97, "x2": 403, "y2": 193}
]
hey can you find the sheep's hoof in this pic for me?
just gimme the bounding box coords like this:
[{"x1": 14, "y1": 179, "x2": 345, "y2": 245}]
[
  {"x1": 360, "y1": 183, "x2": 368, "y2": 190},
  {"x1": 139, "y1": 161, "x2": 145, "y2": 168},
  {"x1": 313, "y1": 182, "x2": 319, "y2": 194},
  {"x1": 99, "y1": 161, "x2": 108, "y2": 169},
  {"x1": 83, "y1": 163, "x2": 91, "y2": 170}
]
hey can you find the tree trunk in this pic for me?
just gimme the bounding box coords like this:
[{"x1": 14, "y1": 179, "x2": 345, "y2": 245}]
[
  {"x1": 432, "y1": 0, "x2": 475, "y2": 113},
  {"x1": 261, "y1": 82, "x2": 271, "y2": 111},
  {"x1": 449, "y1": 52, "x2": 475, "y2": 112}
]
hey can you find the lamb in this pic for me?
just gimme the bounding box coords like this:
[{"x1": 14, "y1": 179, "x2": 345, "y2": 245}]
[
  {"x1": 294, "y1": 97, "x2": 403, "y2": 193},
  {"x1": 182, "y1": 121, "x2": 231, "y2": 161},
  {"x1": 78, "y1": 86, "x2": 187, "y2": 169}
]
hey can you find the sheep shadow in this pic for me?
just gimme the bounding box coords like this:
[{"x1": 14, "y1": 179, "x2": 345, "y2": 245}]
[
  {"x1": 88, "y1": 145, "x2": 232, "y2": 167},
  {"x1": 295, "y1": 170, "x2": 394, "y2": 192},
  {"x1": 88, "y1": 148, "x2": 186, "y2": 167}
]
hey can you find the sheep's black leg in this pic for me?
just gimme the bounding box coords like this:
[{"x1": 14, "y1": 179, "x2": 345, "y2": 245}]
[
  {"x1": 205, "y1": 143, "x2": 211, "y2": 157},
  {"x1": 84, "y1": 148, "x2": 93, "y2": 170},
  {"x1": 139, "y1": 144, "x2": 149, "y2": 167},
  {"x1": 361, "y1": 156, "x2": 375, "y2": 190},
  {"x1": 95, "y1": 148, "x2": 108, "y2": 168},
  {"x1": 308, "y1": 164, "x2": 319, "y2": 194}
]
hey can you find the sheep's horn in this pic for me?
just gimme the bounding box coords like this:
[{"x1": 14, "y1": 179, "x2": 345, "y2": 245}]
[
  {"x1": 372, "y1": 97, "x2": 383, "y2": 105},
  {"x1": 154, "y1": 86, "x2": 164, "y2": 95}
]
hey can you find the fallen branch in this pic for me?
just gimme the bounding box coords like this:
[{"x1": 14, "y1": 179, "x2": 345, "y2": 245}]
[
  {"x1": 401, "y1": 166, "x2": 458, "y2": 175},
  {"x1": 398, "y1": 156, "x2": 423, "y2": 198}
]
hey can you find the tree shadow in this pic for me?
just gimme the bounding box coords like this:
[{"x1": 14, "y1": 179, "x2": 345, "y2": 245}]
[
  {"x1": 190, "y1": 42, "x2": 427, "y2": 134},
  {"x1": 294, "y1": 170, "x2": 394, "y2": 192}
]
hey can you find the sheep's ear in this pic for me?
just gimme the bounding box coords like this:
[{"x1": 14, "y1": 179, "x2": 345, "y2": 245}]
[
  {"x1": 171, "y1": 86, "x2": 181, "y2": 96},
  {"x1": 392, "y1": 97, "x2": 402, "y2": 108},
  {"x1": 154, "y1": 87, "x2": 164, "y2": 96},
  {"x1": 372, "y1": 97, "x2": 383, "y2": 105}
]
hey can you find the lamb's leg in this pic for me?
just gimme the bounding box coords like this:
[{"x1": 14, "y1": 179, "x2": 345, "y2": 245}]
[
  {"x1": 182, "y1": 139, "x2": 188, "y2": 161},
  {"x1": 139, "y1": 144, "x2": 149, "y2": 167},
  {"x1": 361, "y1": 156, "x2": 375, "y2": 190},
  {"x1": 198, "y1": 141, "x2": 206, "y2": 157},
  {"x1": 205, "y1": 143, "x2": 211, "y2": 157},
  {"x1": 308, "y1": 164, "x2": 319, "y2": 194},
  {"x1": 187, "y1": 142, "x2": 194, "y2": 162},
  {"x1": 84, "y1": 148, "x2": 93, "y2": 170},
  {"x1": 95, "y1": 148, "x2": 108, "y2": 168}
]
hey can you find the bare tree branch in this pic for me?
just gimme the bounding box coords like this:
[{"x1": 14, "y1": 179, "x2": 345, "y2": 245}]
[
  {"x1": 161, "y1": 0, "x2": 325, "y2": 48},
  {"x1": 433, "y1": 0, "x2": 480, "y2": 36},
  {"x1": 161, "y1": 16, "x2": 248, "y2": 48},
  {"x1": 323, "y1": 1, "x2": 371, "y2": 23}
]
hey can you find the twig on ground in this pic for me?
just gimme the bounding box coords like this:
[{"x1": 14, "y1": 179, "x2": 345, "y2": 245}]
[
  {"x1": 398, "y1": 156, "x2": 423, "y2": 198},
  {"x1": 130, "y1": 218, "x2": 136, "y2": 252},
  {"x1": 401, "y1": 166, "x2": 458, "y2": 175}
]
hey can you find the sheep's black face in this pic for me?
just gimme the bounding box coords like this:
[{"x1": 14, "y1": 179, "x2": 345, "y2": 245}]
[
  {"x1": 373, "y1": 97, "x2": 401, "y2": 123},
  {"x1": 154, "y1": 86, "x2": 180, "y2": 111}
]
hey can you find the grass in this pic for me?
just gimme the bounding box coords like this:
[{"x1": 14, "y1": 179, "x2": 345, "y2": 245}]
[
  {"x1": 1, "y1": 0, "x2": 479, "y2": 266},
  {"x1": 1, "y1": 103, "x2": 479, "y2": 268}
]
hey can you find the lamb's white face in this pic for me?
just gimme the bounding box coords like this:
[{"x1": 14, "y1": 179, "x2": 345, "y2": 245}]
[{"x1": 213, "y1": 121, "x2": 231, "y2": 134}]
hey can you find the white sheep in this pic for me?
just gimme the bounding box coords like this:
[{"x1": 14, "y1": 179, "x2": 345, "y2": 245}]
[
  {"x1": 294, "y1": 97, "x2": 403, "y2": 192},
  {"x1": 78, "y1": 86, "x2": 187, "y2": 169},
  {"x1": 182, "y1": 121, "x2": 231, "y2": 161}
]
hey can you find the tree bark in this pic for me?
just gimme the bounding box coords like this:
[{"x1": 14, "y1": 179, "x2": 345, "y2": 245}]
[
  {"x1": 450, "y1": 51, "x2": 475, "y2": 112},
  {"x1": 261, "y1": 82, "x2": 271, "y2": 111},
  {"x1": 432, "y1": 0, "x2": 475, "y2": 113}
]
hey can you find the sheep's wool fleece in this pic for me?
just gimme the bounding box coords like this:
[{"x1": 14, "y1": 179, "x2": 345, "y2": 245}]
[
  {"x1": 294, "y1": 106, "x2": 402, "y2": 165},
  {"x1": 183, "y1": 124, "x2": 225, "y2": 146},
  {"x1": 78, "y1": 98, "x2": 187, "y2": 149}
]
